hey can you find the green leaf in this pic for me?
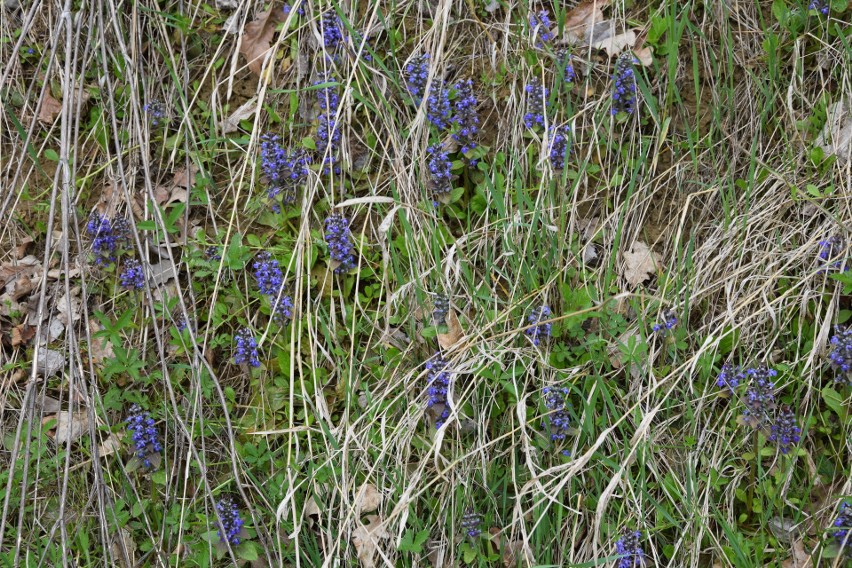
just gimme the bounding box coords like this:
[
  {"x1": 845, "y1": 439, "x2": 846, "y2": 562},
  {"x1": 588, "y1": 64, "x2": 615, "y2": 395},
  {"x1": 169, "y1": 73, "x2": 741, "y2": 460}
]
[
  {"x1": 822, "y1": 386, "x2": 848, "y2": 422},
  {"x1": 151, "y1": 469, "x2": 168, "y2": 485},
  {"x1": 237, "y1": 542, "x2": 258, "y2": 561},
  {"x1": 302, "y1": 136, "x2": 316, "y2": 150},
  {"x1": 398, "y1": 528, "x2": 429, "y2": 553},
  {"x1": 44, "y1": 149, "x2": 59, "y2": 161}
]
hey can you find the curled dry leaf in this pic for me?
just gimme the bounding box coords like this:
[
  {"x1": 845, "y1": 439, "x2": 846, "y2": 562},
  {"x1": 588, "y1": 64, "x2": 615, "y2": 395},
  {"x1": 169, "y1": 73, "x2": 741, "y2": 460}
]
[
  {"x1": 437, "y1": 309, "x2": 463, "y2": 350},
  {"x1": 355, "y1": 483, "x2": 382, "y2": 515},
  {"x1": 351, "y1": 514, "x2": 389, "y2": 568},
  {"x1": 816, "y1": 102, "x2": 852, "y2": 164},
  {"x1": 593, "y1": 28, "x2": 637, "y2": 57},
  {"x1": 222, "y1": 96, "x2": 259, "y2": 134},
  {"x1": 38, "y1": 90, "x2": 63, "y2": 124},
  {"x1": 562, "y1": 0, "x2": 610, "y2": 44},
  {"x1": 239, "y1": 7, "x2": 287, "y2": 76},
  {"x1": 155, "y1": 165, "x2": 197, "y2": 206},
  {"x1": 56, "y1": 286, "x2": 83, "y2": 325},
  {"x1": 304, "y1": 495, "x2": 321, "y2": 526},
  {"x1": 44, "y1": 410, "x2": 89, "y2": 444},
  {"x1": 98, "y1": 433, "x2": 122, "y2": 457},
  {"x1": 621, "y1": 240, "x2": 659, "y2": 286}
]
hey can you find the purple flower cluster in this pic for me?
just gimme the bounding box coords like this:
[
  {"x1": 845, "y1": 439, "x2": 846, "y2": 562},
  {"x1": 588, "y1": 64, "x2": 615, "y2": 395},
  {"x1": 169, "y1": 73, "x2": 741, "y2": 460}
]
[
  {"x1": 216, "y1": 496, "x2": 245, "y2": 547},
  {"x1": 425, "y1": 353, "x2": 451, "y2": 428},
  {"x1": 559, "y1": 49, "x2": 576, "y2": 83},
  {"x1": 615, "y1": 529, "x2": 644, "y2": 568},
  {"x1": 404, "y1": 54, "x2": 451, "y2": 128},
  {"x1": 542, "y1": 386, "x2": 571, "y2": 442},
  {"x1": 120, "y1": 259, "x2": 145, "y2": 290},
  {"x1": 86, "y1": 213, "x2": 129, "y2": 266},
  {"x1": 324, "y1": 214, "x2": 357, "y2": 273},
  {"x1": 205, "y1": 245, "x2": 222, "y2": 261},
  {"x1": 829, "y1": 326, "x2": 852, "y2": 386},
  {"x1": 769, "y1": 404, "x2": 801, "y2": 455},
  {"x1": 524, "y1": 77, "x2": 549, "y2": 130},
  {"x1": 808, "y1": 0, "x2": 829, "y2": 15},
  {"x1": 529, "y1": 10, "x2": 553, "y2": 47},
  {"x1": 315, "y1": 75, "x2": 342, "y2": 174},
  {"x1": 404, "y1": 54, "x2": 430, "y2": 103},
  {"x1": 125, "y1": 404, "x2": 162, "y2": 469},
  {"x1": 427, "y1": 82, "x2": 451, "y2": 130},
  {"x1": 143, "y1": 100, "x2": 166, "y2": 127},
  {"x1": 716, "y1": 362, "x2": 744, "y2": 391},
  {"x1": 525, "y1": 305, "x2": 552, "y2": 346},
  {"x1": 283, "y1": 3, "x2": 304, "y2": 17},
  {"x1": 611, "y1": 53, "x2": 638, "y2": 116},
  {"x1": 451, "y1": 79, "x2": 479, "y2": 155},
  {"x1": 319, "y1": 10, "x2": 344, "y2": 50},
  {"x1": 433, "y1": 294, "x2": 450, "y2": 326},
  {"x1": 426, "y1": 143, "x2": 453, "y2": 196},
  {"x1": 652, "y1": 309, "x2": 677, "y2": 335},
  {"x1": 741, "y1": 365, "x2": 777, "y2": 429},
  {"x1": 833, "y1": 502, "x2": 852, "y2": 555},
  {"x1": 818, "y1": 235, "x2": 847, "y2": 272},
  {"x1": 252, "y1": 251, "x2": 283, "y2": 296},
  {"x1": 234, "y1": 328, "x2": 260, "y2": 368},
  {"x1": 548, "y1": 125, "x2": 571, "y2": 170},
  {"x1": 260, "y1": 134, "x2": 310, "y2": 208},
  {"x1": 460, "y1": 509, "x2": 481, "y2": 539}
]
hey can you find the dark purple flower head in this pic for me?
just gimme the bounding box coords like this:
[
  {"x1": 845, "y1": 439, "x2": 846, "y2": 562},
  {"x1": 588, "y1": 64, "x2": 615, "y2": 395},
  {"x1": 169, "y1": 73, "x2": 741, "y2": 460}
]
[
  {"x1": 234, "y1": 328, "x2": 260, "y2": 368},
  {"x1": 652, "y1": 309, "x2": 677, "y2": 335},
  {"x1": 315, "y1": 74, "x2": 340, "y2": 114},
  {"x1": 175, "y1": 314, "x2": 189, "y2": 332},
  {"x1": 717, "y1": 362, "x2": 744, "y2": 391},
  {"x1": 529, "y1": 10, "x2": 553, "y2": 47},
  {"x1": 205, "y1": 245, "x2": 222, "y2": 261},
  {"x1": 427, "y1": 84, "x2": 451, "y2": 130},
  {"x1": 324, "y1": 214, "x2": 357, "y2": 273},
  {"x1": 216, "y1": 496, "x2": 245, "y2": 547},
  {"x1": 260, "y1": 134, "x2": 310, "y2": 207},
  {"x1": 426, "y1": 143, "x2": 453, "y2": 196},
  {"x1": 833, "y1": 502, "x2": 852, "y2": 555},
  {"x1": 252, "y1": 252, "x2": 283, "y2": 296},
  {"x1": 125, "y1": 404, "x2": 162, "y2": 469},
  {"x1": 451, "y1": 79, "x2": 479, "y2": 155},
  {"x1": 319, "y1": 10, "x2": 344, "y2": 50},
  {"x1": 818, "y1": 236, "x2": 847, "y2": 272},
  {"x1": 433, "y1": 294, "x2": 450, "y2": 326},
  {"x1": 769, "y1": 404, "x2": 801, "y2": 455},
  {"x1": 542, "y1": 386, "x2": 571, "y2": 442},
  {"x1": 120, "y1": 259, "x2": 145, "y2": 290},
  {"x1": 525, "y1": 305, "x2": 552, "y2": 346},
  {"x1": 460, "y1": 508, "x2": 481, "y2": 539},
  {"x1": 87, "y1": 213, "x2": 130, "y2": 266},
  {"x1": 271, "y1": 291, "x2": 294, "y2": 323},
  {"x1": 316, "y1": 113, "x2": 342, "y2": 174},
  {"x1": 143, "y1": 100, "x2": 166, "y2": 127},
  {"x1": 611, "y1": 53, "x2": 638, "y2": 116},
  {"x1": 405, "y1": 53, "x2": 430, "y2": 103},
  {"x1": 548, "y1": 125, "x2": 571, "y2": 170},
  {"x1": 524, "y1": 77, "x2": 549, "y2": 130},
  {"x1": 615, "y1": 529, "x2": 644, "y2": 568},
  {"x1": 808, "y1": 0, "x2": 830, "y2": 15},
  {"x1": 283, "y1": 3, "x2": 304, "y2": 16},
  {"x1": 559, "y1": 49, "x2": 576, "y2": 83},
  {"x1": 425, "y1": 353, "x2": 451, "y2": 428},
  {"x1": 828, "y1": 326, "x2": 852, "y2": 386},
  {"x1": 741, "y1": 365, "x2": 777, "y2": 428}
]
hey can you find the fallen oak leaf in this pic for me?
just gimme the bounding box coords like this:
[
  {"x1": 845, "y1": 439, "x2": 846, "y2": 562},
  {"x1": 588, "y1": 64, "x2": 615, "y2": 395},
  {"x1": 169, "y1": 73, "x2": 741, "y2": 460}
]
[
  {"x1": 239, "y1": 6, "x2": 287, "y2": 76},
  {"x1": 38, "y1": 90, "x2": 63, "y2": 124},
  {"x1": 621, "y1": 240, "x2": 660, "y2": 286},
  {"x1": 355, "y1": 483, "x2": 382, "y2": 515},
  {"x1": 351, "y1": 515, "x2": 389, "y2": 568},
  {"x1": 43, "y1": 410, "x2": 89, "y2": 444}
]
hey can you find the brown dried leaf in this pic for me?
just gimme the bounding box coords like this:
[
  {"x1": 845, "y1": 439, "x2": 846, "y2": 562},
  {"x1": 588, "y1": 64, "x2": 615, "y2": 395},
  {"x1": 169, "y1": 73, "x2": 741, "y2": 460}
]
[
  {"x1": 16, "y1": 237, "x2": 34, "y2": 258},
  {"x1": 351, "y1": 515, "x2": 389, "y2": 568},
  {"x1": 223, "y1": 97, "x2": 259, "y2": 134},
  {"x1": 437, "y1": 310, "x2": 463, "y2": 350},
  {"x1": 44, "y1": 411, "x2": 89, "y2": 444},
  {"x1": 240, "y1": 7, "x2": 287, "y2": 76},
  {"x1": 593, "y1": 29, "x2": 637, "y2": 57},
  {"x1": 56, "y1": 286, "x2": 83, "y2": 325},
  {"x1": 38, "y1": 90, "x2": 63, "y2": 124},
  {"x1": 780, "y1": 538, "x2": 810, "y2": 568},
  {"x1": 304, "y1": 495, "x2": 321, "y2": 526},
  {"x1": 88, "y1": 320, "x2": 115, "y2": 364},
  {"x1": 622, "y1": 240, "x2": 659, "y2": 286},
  {"x1": 12, "y1": 324, "x2": 36, "y2": 348},
  {"x1": 110, "y1": 528, "x2": 137, "y2": 568},
  {"x1": 98, "y1": 433, "x2": 122, "y2": 457},
  {"x1": 632, "y1": 46, "x2": 653, "y2": 66},
  {"x1": 155, "y1": 166, "x2": 197, "y2": 206},
  {"x1": 355, "y1": 483, "x2": 382, "y2": 515},
  {"x1": 0, "y1": 255, "x2": 40, "y2": 289},
  {"x1": 816, "y1": 102, "x2": 852, "y2": 164},
  {"x1": 562, "y1": 0, "x2": 610, "y2": 44}
]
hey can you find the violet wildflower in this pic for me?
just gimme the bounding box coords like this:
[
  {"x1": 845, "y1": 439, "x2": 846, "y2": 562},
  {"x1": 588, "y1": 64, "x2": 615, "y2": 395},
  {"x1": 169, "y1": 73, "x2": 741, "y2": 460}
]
[
  {"x1": 833, "y1": 502, "x2": 852, "y2": 555},
  {"x1": 808, "y1": 0, "x2": 829, "y2": 15},
  {"x1": 252, "y1": 252, "x2": 283, "y2": 296},
  {"x1": 233, "y1": 328, "x2": 260, "y2": 368},
  {"x1": 175, "y1": 314, "x2": 189, "y2": 332},
  {"x1": 319, "y1": 10, "x2": 344, "y2": 50},
  {"x1": 125, "y1": 404, "x2": 162, "y2": 469},
  {"x1": 829, "y1": 326, "x2": 852, "y2": 386},
  {"x1": 818, "y1": 235, "x2": 847, "y2": 272},
  {"x1": 451, "y1": 79, "x2": 479, "y2": 155},
  {"x1": 216, "y1": 496, "x2": 245, "y2": 547},
  {"x1": 716, "y1": 362, "x2": 744, "y2": 391},
  {"x1": 324, "y1": 214, "x2": 357, "y2": 273},
  {"x1": 120, "y1": 259, "x2": 145, "y2": 290},
  {"x1": 741, "y1": 365, "x2": 777, "y2": 429},
  {"x1": 558, "y1": 49, "x2": 576, "y2": 83},
  {"x1": 86, "y1": 213, "x2": 129, "y2": 266},
  {"x1": 611, "y1": 53, "x2": 638, "y2": 116},
  {"x1": 271, "y1": 290, "x2": 294, "y2": 323},
  {"x1": 769, "y1": 404, "x2": 801, "y2": 455},
  {"x1": 316, "y1": 114, "x2": 342, "y2": 174},
  {"x1": 405, "y1": 54, "x2": 430, "y2": 103},
  {"x1": 283, "y1": 3, "x2": 304, "y2": 16},
  {"x1": 460, "y1": 509, "x2": 481, "y2": 539},
  {"x1": 427, "y1": 83, "x2": 451, "y2": 130},
  {"x1": 426, "y1": 143, "x2": 453, "y2": 197},
  {"x1": 529, "y1": 10, "x2": 553, "y2": 47},
  {"x1": 143, "y1": 100, "x2": 166, "y2": 127},
  {"x1": 615, "y1": 529, "x2": 645, "y2": 568},
  {"x1": 525, "y1": 305, "x2": 552, "y2": 346},
  {"x1": 542, "y1": 386, "x2": 571, "y2": 442},
  {"x1": 425, "y1": 353, "x2": 451, "y2": 428},
  {"x1": 524, "y1": 77, "x2": 549, "y2": 130},
  {"x1": 315, "y1": 75, "x2": 340, "y2": 114},
  {"x1": 433, "y1": 294, "x2": 450, "y2": 326},
  {"x1": 205, "y1": 245, "x2": 222, "y2": 261},
  {"x1": 548, "y1": 125, "x2": 571, "y2": 170},
  {"x1": 260, "y1": 134, "x2": 310, "y2": 208},
  {"x1": 652, "y1": 309, "x2": 677, "y2": 335}
]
